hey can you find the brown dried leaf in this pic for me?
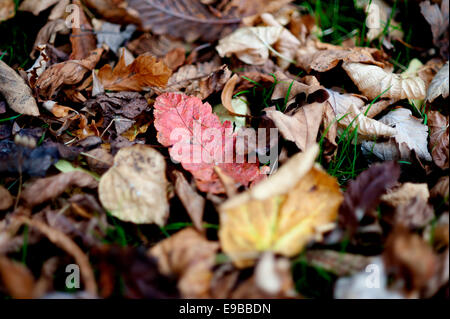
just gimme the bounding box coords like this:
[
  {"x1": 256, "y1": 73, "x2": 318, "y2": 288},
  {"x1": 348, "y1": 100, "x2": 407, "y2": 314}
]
[
  {"x1": 18, "y1": 0, "x2": 59, "y2": 15},
  {"x1": 304, "y1": 250, "x2": 371, "y2": 276},
  {"x1": 342, "y1": 62, "x2": 426, "y2": 100},
  {"x1": 381, "y1": 183, "x2": 430, "y2": 207},
  {"x1": 394, "y1": 197, "x2": 434, "y2": 230},
  {"x1": 265, "y1": 102, "x2": 325, "y2": 152},
  {"x1": 0, "y1": 60, "x2": 40, "y2": 116},
  {"x1": 0, "y1": 256, "x2": 35, "y2": 299},
  {"x1": 428, "y1": 110, "x2": 449, "y2": 169},
  {"x1": 173, "y1": 171, "x2": 205, "y2": 232},
  {"x1": 430, "y1": 176, "x2": 449, "y2": 200},
  {"x1": 420, "y1": 0, "x2": 449, "y2": 58},
  {"x1": 99, "y1": 145, "x2": 169, "y2": 225},
  {"x1": 149, "y1": 228, "x2": 219, "y2": 298},
  {"x1": 163, "y1": 47, "x2": 186, "y2": 71},
  {"x1": 36, "y1": 48, "x2": 104, "y2": 99},
  {"x1": 70, "y1": 0, "x2": 97, "y2": 60},
  {"x1": 21, "y1": 171, "x2": 98, "y2": 207},
  {"x1": 0, "y1": 0, "x2": 15, "y2": 22},
  {"x1": 0, "y1": 185, "x2": 13, "y2": 211},
  {"x1": 97, "y1": 51, "x2": 171, "y2": 91},
  {"x1": 128, "y1": 0, "x2": 241, "y2": 42}
]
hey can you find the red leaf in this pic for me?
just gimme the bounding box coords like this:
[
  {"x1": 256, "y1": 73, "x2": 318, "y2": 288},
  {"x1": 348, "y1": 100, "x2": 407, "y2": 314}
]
[{"x1": 154, "y1": 93, "x2": 260, "y2": 193}]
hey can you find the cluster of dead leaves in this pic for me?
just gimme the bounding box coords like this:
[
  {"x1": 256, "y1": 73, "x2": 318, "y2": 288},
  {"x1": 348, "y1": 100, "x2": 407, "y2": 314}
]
[{"x1": 0, "y1": 0, "x2": 448, "y2": 300}]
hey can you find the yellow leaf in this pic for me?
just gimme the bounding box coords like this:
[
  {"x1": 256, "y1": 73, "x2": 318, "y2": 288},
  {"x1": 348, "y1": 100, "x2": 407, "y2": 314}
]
[{"x1": 218, "y1": 145, "x2": 343, "y2": 267}]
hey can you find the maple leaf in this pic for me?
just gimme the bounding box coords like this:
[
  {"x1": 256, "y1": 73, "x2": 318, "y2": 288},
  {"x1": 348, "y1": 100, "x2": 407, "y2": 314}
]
[
  {"x1": 97, "y1": 52, "x2": 172, "y2": 91},
  {"x1": 154, "y1": 92, "x2": 260, "y2": 194}
]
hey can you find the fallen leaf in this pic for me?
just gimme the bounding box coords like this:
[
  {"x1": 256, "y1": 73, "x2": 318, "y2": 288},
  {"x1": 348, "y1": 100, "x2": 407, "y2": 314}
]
[
  {"x1": 173, "y1": 171, "x2": 205, "y2": 232},
  {"x1": 18, "y1": 0, "x2": 60, "y2": 16},
  {"x1": 149, "y1": 228, "x2": 219, "y2": 298},
  {"x1": 42, "y1": 101, "x2": 75, "y2": 118},
  {"x1": 128, "y1": 0, "x2": 241, "y2": 42},
  {"x1": 216, "y1": 26, "x2": 284, "y2": 65},
  {"x1": 426, "y1": 61, "x2": 449, "y2": 102},
  {"x1": 265, "y1": 102, "x2": 326, "y2": 151},
  {"x1": 84, "y1": 148, "x2": 114, "y2": 174},
  {"x1": 360, "y1": 0, "x2": 403, "y2": 42},
  {"x1": 218, "y1": 145, "x2": 343, "y2": 267},
  {"x1": 0, "y1": 185, "x2": 13, "y2": 211},
  {"x1": 93, "y1": 19, "x2": 136, "y2": 55},
  {"x1": 304, "y1": 250, "x2": 370, "y2": 276},
  {"x1": 381, "y1": 183, "x2": 430, "y2": 207},
  {"x1": 36, "y1": 48, "x2": 104, "y2": 99},
  {"x1": 163, "y1": 47, "x2": 186, "y2": 71},
  {"x1": 394, "y1": 197, "x2": 434, "y2": 230},
  {"x1": 339, "y1": 161, "x2": 400, "y2": 233},
  {"x1": 70, "y1": 0, "x2": 97, "y2": 60},
  {"x1": 430, "y1": 176, "x2": 449, "y2": 200},
  {"x1": 0, "y1": 256, "x2": 35, "y2": 299},
  {"x1": 0, "y1": 0, "x2": 15, "y2": 22},
  {"x1": 154, "y1": 92, "x2": 260, "y2": 194},
  {"x1": 420, "y1": 0, "x2": 449, "y2": 58},
  {"x1": 427, "y1": 110, "x2": 449, "y2": 169},
  {"x1": 0, "y1": 60, "x2": 40, "y2": 116},
  {"x1": 21, "y1": 171, "x2": 98, "y2": 207},
  {"x1": 221, "y1": 74, "x2": 239, "y2": 113},
  {"x1": 342, "y1": 62, "x2": 426, "y2": 100},
  {"x1": 97, "y1": 51, "x2": 171, "y2": 91},
  {"x1": 99, "y1": 145, "x2": 169, "y2": 225}
]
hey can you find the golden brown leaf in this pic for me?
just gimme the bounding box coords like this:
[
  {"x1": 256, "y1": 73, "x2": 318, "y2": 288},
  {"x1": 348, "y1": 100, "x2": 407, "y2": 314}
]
[
  {"x1": 219, "y1": 145, "x2": 343, "y2": 267},
  {"x1": 0, "y1": 0, "x2": 15, "y2": 22},
  {"x1": 97, "y1": 52, "x2": 171, "y2": 91},
  {"x1": 0, "y1": 256, "x2": 35, "y2": 299}
]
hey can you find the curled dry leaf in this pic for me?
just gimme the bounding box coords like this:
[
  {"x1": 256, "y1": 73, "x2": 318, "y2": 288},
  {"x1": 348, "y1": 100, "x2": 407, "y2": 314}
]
[
  {"x1": 21, "y1": 171, "x2": 98, "y2": 208},
  {"x1": 427, "y1": 61, "x2": 449, "y2": 102},
  {"x1": 99, "y1": 145, "x2": 169, "y2": 225},
  {"x1": 265, "y1": 102, "x2": 326, "y2": 152},
  {"x1": 149, "y1": 228, "x2": 219, "y2": 298},
  {"x1": 427, "y1": 110, "x2": 449, "y2": 169},
  {"x1": 216, "y1": 26, "x2": 284, "y2": 65},
  {"x1": 98, "y1": 52, "x2": 172, "y2": 91},
  {"x1": 0, "y1": 60, "x2": 40, "y2": 116},
  {"x1": 221, "y1": 74, "x2": 239, "y2": 113},
  {"x1": 342, "y1": 62, "x2": 426, "y2": 100},
  {"x1": 381, "y1": 183, "x2": 430, "y2": 207},
  {"x1": 362, "y1": 108, "x2": 432, "y2": 162},
  {"x1": 219, "y1": 145, "x2": 343, "y2": 268},
  {"x1": 0, "y1": 185, "x2": 13, "y2": 211},
  {"x1": 173, "y1": 171, "x2": 205, "y2": 232},
  {"x1": 36, "y1": 48, "x2": 104, "y2": 99}
]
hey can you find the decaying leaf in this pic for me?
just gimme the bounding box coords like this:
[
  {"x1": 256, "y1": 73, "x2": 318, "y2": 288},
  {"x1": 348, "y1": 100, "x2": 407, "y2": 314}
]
[
  {"x1": 342, "y1": 62, "x2": 426, "y2": 100},
  {"x1": 304, "y1": 250, "x2": 370, "y2": 276},
  {"x1": 128, "y1": 0, "x2": 241, "y2": 42},
  {"x1": 0, "y1": 256, "x2": 35, "y2": 299},
  {"x1": 381, "y1": 183, "x2": 430, "y2": 207},
  {"x1": 0, "y1": 185, "x2": 13, "y2": 211},
  {"x1": 21, "y1": 171, "x2": 98, "y2": 207},
  {"x1": 430, "y1": 176, "x2": 449, "y2": 200},
  {"x1": 99, "y1": 145, "x2": 169, "y2": 225},
  {"x1": 70, "y1": 0, "x2": 97, "y2": 60},
  {"x1": 0, "y1": 0, "x2": 15, "y2": 22},
  {"x1": 219, "y1": 145, "x2": 343, "y2": 267},
  {"x1": 36, "y1": 48, "x2": 104, "y2": 98},
  {"x1": 427, "y1": 110, "x2": 449, "y2": 169},
  {"x1": 0, "y1": 60, "x2": 40, "y2": 116},
  {"x1": 97, "y1": 51, "x2": 171, "y2": 91},
  {"x1": 173, "y1": 171, "x2": 205, "y2": 232},
  {"x1": 216, "y1": 26, "x2": 284, "y2": 65},
  {"x1": 426, "y1": 61, "x2": 449, "y2": 102},
  {"x1": 362, "y1": 108, "x2": 432, "y2": 162},
  {"x1": 149, "y1": 228, "x2": 219, "y2": 298},
  {"x1": 420, "y1": 0, "x2": 449, "y2": 58},
  {"x1": 265, "y1": 102, "x2": 326, "y2": 151}
]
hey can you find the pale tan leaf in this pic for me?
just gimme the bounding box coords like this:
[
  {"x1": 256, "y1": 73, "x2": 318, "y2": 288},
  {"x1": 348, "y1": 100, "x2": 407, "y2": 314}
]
[
  {"x1": 342, "y1": 62, "x2": 426, "y2": 100},
  {"x1": 216, "y1": 26, "x2": 284, "y2": 65},
  {"x1": 426, "y1": 61, "x2": 449, "y2": 102},
  {"x1": 381, "y1": 183, "x2": 430, "y2": 207},
  {"x1": 0, "y1": 60, "x2": 40, "y2": 116},
  {"x1": 0, "y1": 0, "x2": 15, "y2": 22},
  {"x1": 265, "y1": 102, "x2": 325, "y2": 151},
  {"x1": 99, "y1": 145, "x2": 169, "y2": 225},
  {"x1": 18, "y1": 0, "x2": 60, "y2": 15},
  {"x1": 149, "y1": 228, "x2": 219, "y2": 298}
]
